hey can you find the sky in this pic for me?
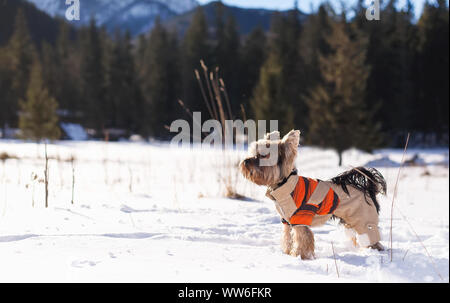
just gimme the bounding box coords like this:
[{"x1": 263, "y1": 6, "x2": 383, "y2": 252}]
[{"x1": 196, "y1": 0, "x2": 449, "y2": 19}]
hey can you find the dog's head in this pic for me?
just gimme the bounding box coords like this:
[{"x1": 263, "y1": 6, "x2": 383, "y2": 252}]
[{"x1": 239, "y1": 130, "x2": 300, "y2": 186}]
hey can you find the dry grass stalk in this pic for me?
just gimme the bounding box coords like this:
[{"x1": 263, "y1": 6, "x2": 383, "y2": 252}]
[
  {"x1": 177, "y1": 99, "x2": 205, "y2": 142},
  {"x1": 195, "y1": 69, "x2": 214, "y2": 119},
  {"x1": 173, "y1": 174, "x2": 180, "y2": 210},
  {"x1": 211, "y1": 71, "x2": 226, "y2": 136},
  {"x1": 331, "y1": 241, "x2": 340, "y2": 278},
  {"x1": 16, "y1": 159, "x2": 21, "y2": 185},
  {"x1": 1, "y1": 161, "x2": 6, "y2": 217},
  {"x1": 129, "y1": 213, "x2": 137, "y2": 229},
  {"x1": 0, "y1": 153, "x2": 8, "y2": 215},
  {"x1": 128, "y1": 165, "x2": 133, "y2": 193},
  {"x1": 389, "y1": 133, "x2": 410, "y2": 261},
  {"x1": 402, "y1": 249, "x2": 409, "y2": 261},
  {"x1": 44, "y1": 142, "x2": 49, "y2": 208},
  {"x1": 182, "y1": 61, "x2": 247, "y2": 199},
  {"x1": 219, "y1": 78, "x2": 233, "y2": 120},
  {"x1": 394, "y1": 204, "x2": 444, "y2": 281},
  {"x1": 240, "y1": 104, "x2": 247, "y2": 123},
  {"x1": 200, "y1": 60, "x2": 219, "y2": 120},
  {"x1": 70, "y1": 156, "x2": 75, "y2": 205},
  {"x1": 1, "y1": 157, "x2": 5, "y2": 184},
  {"x1": 57, "y1": 154, "x2": 64, "y2": 190},
  {"x1": 31, "y1": 172, "x2": 37, "y2": 208},
  {"x1": 1, "y1": 151, "x2": 18, "y2": 208}
]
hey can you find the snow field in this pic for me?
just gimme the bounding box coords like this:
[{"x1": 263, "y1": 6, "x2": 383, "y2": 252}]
[{"x1": 0, "y1": 140, "x2": 448, "y2": 282}]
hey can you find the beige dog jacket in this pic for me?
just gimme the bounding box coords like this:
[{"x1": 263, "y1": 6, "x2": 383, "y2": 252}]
[{"x1": 267, "y1": 174, "x2": 381, "y2": 246}]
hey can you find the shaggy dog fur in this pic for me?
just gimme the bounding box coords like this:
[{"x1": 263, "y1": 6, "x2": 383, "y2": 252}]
[{"x1": 239, "y1": 130, "x2": 386, "y2": 260}]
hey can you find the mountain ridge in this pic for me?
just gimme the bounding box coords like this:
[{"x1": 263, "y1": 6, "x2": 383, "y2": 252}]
[
  {"x1": 26, "y1": 0, "x2": 199, "y2": 35},
  {"x1": 23, "y1": 0, "x2": 304, "y2": 37},
  {"x1": 166, "y1": 1, "x2": 307, "y2": 37}
]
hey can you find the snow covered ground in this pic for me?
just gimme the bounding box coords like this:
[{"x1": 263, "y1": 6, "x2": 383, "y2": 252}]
[{"x1": 0, "y1": 140, "x2": 448, "y2": 283}]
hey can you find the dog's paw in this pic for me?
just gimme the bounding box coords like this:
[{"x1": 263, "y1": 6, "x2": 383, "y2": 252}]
[
  {"x1": 301, "y1": 252, "x2": 316, "y2": 260},
  {"x1": 282, "y1": 246, "x2": 292, "y2": 255},
  {"x1": 290, "y1": 247, "x2": 315, "y2": 260},
  {"x1": 369, "y1": 242, "x2": 385, "y2": 251},
  {"x1": 281, "y1": 243, "x2": 292, "y2": 255},
  {"x1": 289, "y1": 249, "x2": 300, "y2": 258}
]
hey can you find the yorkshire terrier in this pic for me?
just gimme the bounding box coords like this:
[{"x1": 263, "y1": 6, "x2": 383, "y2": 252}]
[{"x1": 239, "y1": 130, "x2": 386, "y2": 260}]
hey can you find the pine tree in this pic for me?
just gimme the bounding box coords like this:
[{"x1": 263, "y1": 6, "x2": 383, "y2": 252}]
[
  {"x1": 181, "y1": 7, "x2": 211, "y2": 116},
  {"x1": 214, "y1": 1, "x2": 226, "y2": 52},
  {"x1": 40, "y1": 42, "x2": 58, "y2": 105},
  {"x1": 79, "y1": 19, "x2": 107, "y2": 134},
  {"x1": 19, "y1": 59, "x2": 61, "y2": 141},
  {"x1": 415, "y1": 0, "x2": 449, "y2": 138},
  {"x1": 0, "y1": 48, "x2": 13, "y2": 133},
  {"x1": 54, "y1": 21, "x2": 81, "y2": 115},
  {"x1": 300, "y1": 4, "x2": 332, "y2": 90},
  {"x1": 140, "y1": 19, "x2": 180, "y2": 137},
  {"x1": 213, "y1": 2, "x2": 241, "y2": 113},
  {"x1": 222, "y1": 16, "x2": 241, "y2": 112},
  {"x1": 390, "y1": 3, "x2": 417, "y2": 135},
  {"x1": 306, "y1": 20, "x2": 382, "y2": 166},
  {"x1": 354, "y1": 0, "x2": 417, "y2": 144},
  {"x1": 251, "y1": 54, "x2": 290, "y2": 129},
  {"x1": 250, "y1": 8, "x2": 307, "y2": 134},
  {"x1": 135, "y1": 34, "x2": 147, "y2": 76},
  {"x1": 240, "y1": 27, "x2": 267, "y2": 116},
  {"x1": 6, "y1": 8, "x2": 35, "y2": 128},
  {"x1": 106, "y1": 31, "x2": 141, "y2": 133}
]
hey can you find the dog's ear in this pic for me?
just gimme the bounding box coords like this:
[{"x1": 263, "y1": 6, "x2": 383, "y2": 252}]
[
  {"x1": 264, "y1": 131, "x2": 280, "y2": 141},
  {"x1": 279, "y1": 130, "x2": 300, "y2": 178},
  {"x1": 281, "y1": 130, "x2": 300, "y2": 147}
]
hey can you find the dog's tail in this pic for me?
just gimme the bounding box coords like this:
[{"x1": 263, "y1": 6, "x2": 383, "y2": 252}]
[{"x1": 331, "y1": 167, "x2": 387, "y2": 214}]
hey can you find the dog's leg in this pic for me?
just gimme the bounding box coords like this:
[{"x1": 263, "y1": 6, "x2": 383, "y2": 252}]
[
  {"x1": 290, "y1": 225, "x2": 315, "y2": 260},
  {"x1": 281, "y1": 224, "x2": 293, "y2": 255},
  {"x1": 347, "y1": 229, "x2": 358, "y2": 248},
  {"x1": 342, "y1": 224, "x2": 359, "y2": 248}
]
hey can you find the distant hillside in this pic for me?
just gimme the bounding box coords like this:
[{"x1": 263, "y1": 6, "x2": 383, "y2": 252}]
[
  {"x1": 0, "y1": 0, "x2": 64, "y2": 46},
  {"x1": 165, "y1": 1, "x2": 307, "y2": 36},
  {"x1": 22, "y1": 0, "x2": 305, "y2": 37},
  {"x1": 25, "y1": 0, "x2": 199, "y2": 36}
]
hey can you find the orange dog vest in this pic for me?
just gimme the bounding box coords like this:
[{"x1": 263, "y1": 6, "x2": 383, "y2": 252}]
[{"x1": 267, "y1": 175, "x2": 340, "y2": 226}]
